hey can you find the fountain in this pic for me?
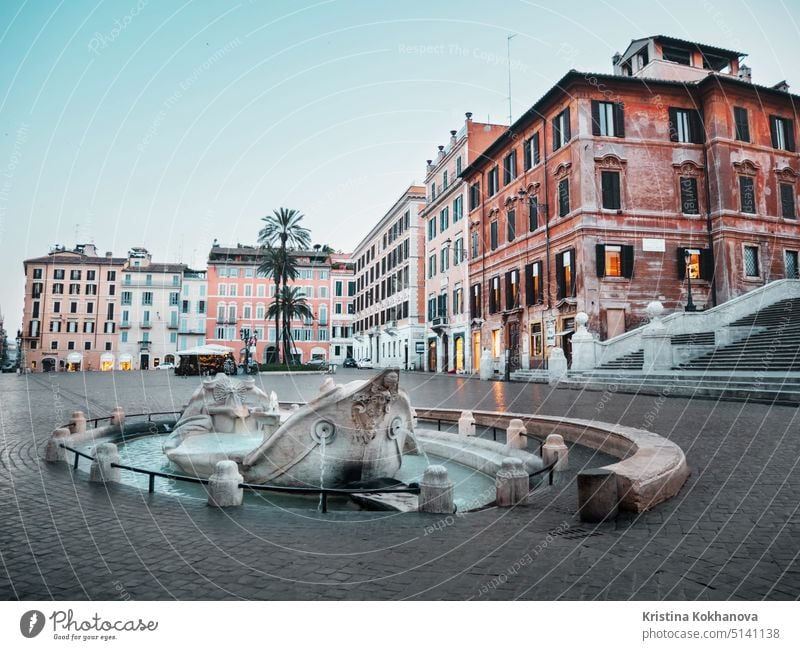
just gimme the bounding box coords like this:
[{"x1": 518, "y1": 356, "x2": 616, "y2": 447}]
[{"x1": 163, "y1": 369, "x2": 414, "y2": 488}]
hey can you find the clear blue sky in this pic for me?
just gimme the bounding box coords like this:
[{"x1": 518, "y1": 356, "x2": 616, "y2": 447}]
[{"x1": 1, "y1": 0, "x2": 798, "y2": 331}]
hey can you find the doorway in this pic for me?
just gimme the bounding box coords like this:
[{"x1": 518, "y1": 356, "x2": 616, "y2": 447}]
[
  {"x1": 42, "y1": 358, "x2": 56, "y2": 372},
  {"x1": 140, "y1": 354, "x2": 150, "y2": 370},
  {"x1": 427, "y1": 339, "x2": 437, "y2": 372},
  {"x1": 507, "y1": 321, "x2": 521, "y2": 371},
  {"x1": 454, "y1": 335, "x2": 464, "y2": 372},
  {"x1": 472, "y1": 331, "x2": 481, "y2": 373}
]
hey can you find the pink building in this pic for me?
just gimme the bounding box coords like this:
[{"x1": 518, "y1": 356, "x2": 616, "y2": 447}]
[
  {"x1": 329, "y1": 253, "x2": 355, "y2": 365},
  {"x1": 205, "y1": 244, "x2": 332, "y2": 364},
  {"x1": 22, "y1": 244, "x2": 126, "y2": 372}
]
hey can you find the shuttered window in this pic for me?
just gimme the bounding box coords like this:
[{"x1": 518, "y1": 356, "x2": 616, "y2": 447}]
[
  {"x1": 770, "y1": 116, "x2": 795, "y2": 152},
  {"x1": 668, "y1": 107, "x2": 704, "y2": 144},
  {"x1": 739, "y1": 176, "x2": 756, "y2": 214},
  {"x1": 490, "y1": 220, "x2": 498, "y2": 250},
  {"x1": 733, "y1": 107, "x2": 750, "y2": 142},
  {"x1": 677, "y1": 247, "x2": 714, "y2": 281},
  {"x1": 680, "y1": 177, "x2": 700, "y2": 214},
  {"x1": 591, "y1": 101, "x2": 625, "y2": 138},
  {"x1": 528, "y1": 196, "x2": 539, "y2": 231},
  {"x1": 780, "y1": 183, "x2": 796, "y2": 219},
  {"x1": 596, "y1": 244, "x2": 633, "y2": 278},
  {"x1": 524, "y1": 261, "x2": 543, "y2": 305},
  {"x1": 507, "y1": 209, "x2": 516, "y2": 242},
  {"x1": 552, "y1": 107, "x2": 571, "y2": 151},
  {"x1": 601, "y1": 171, "x2": 621, "y2": 210},
  {"x1": 558, "y1": 178, "x2": 570, "y2": 216},
  {"x1": 555, "y1": 249, "x2": 576, "y2": 299},
  {"x1": 470, "y1": 283, "x2": 482, "y2": 318}
]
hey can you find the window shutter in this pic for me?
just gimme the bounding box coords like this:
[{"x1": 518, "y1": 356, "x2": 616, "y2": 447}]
[
  {"x1": 591, "y1": 101, "x2": 601, "y2": 136},
  {"x1": 787, "y1": 120, "x2": 796, "y2": 152},
  {"x1": 700, "y1": 248, "x2": 714, "y2": 281},
  {"x1": 563, "y1": 107, "x2": 571, "y2": 141},
  {"x1": 668, "y1": 108, "x2": 679, "y2": 142},
  {"x1": 568, "y1": 248, "x2": 576, "y2": 296},
  {"x1": 621, "y1": 245, "x2": 634, "y2": 278},
  {"x1": 523, "y1": 139, "x2": 531, "y2": 169},
  {"x1": 533, "y1": 133, "x2": 540, "y2": 164},
  {"x1": 769, "y1": 116, "x2": 779, "y2": 149},
  {"x1": 536, "y1": 263, "x2": 544, "y2": 303},
  {"x1": 596, "y1": 244, "x2": 606, "y2": 277},
  {"x1": 525, "y1": 264, "x2": 534, "y2": 305},
  {"x1": 614, "y1": 103, "x2": 625, "y2": 138},
  {"x1": 555, "y1": 252, "x2": 564, "y2": 299},
  {"x1": 676, "y1": 247, "x2": 687, "y2": 279},
  {"x1": 552, "y1": 116, "x2": 560, "y2": 151},
  {"x1": 690, "y1": 110, "x2": 704, "y2": 144}
]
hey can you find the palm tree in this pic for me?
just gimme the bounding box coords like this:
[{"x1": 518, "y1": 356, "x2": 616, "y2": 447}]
[
  {"x1": 257, "y1": 246, "x2": 298, "y2": 363},
  {"x1": 258, "y1": 208, "x2": 311, "y2": 362},
  {"x1": 267, "y1": 286, "x2": 313, "y2": 364}
]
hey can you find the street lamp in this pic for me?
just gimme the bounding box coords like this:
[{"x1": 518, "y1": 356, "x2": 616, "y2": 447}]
[
  {"x1": 443, "y1": 237, "x2": 468, "y2": 264},
  {"x1": 239, "y1": 327, "x2": 258, "y2": 373},
  {"x1": 684, "y1": 250, "x2": 697, "y2": 312}
]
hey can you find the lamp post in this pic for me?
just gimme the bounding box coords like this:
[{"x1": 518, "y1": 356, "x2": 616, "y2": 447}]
[
  {"x1": 684, "y1": 250, "x2": 697, "y2": 312},
  {"x1": 239, "y1": 327, "x2": 258, "y2": 373}
]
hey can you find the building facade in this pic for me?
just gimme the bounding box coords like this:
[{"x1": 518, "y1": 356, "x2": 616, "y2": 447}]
[
  {"x1": 118, "y1": 248, "x2": 187, "y2": 370},
  {"x1": 462, "y1": 35, "x2": 799, "y2": 374},
  {"x1": 177, "y1": 268, "x2": 208, "y2": 352},
  {"x1": 205, "y1": 244, "x2": 332, "y2": 364},
  {"x1": 329, "y1": 253, "x2": 355, "y2": 365},
  {"x1": 420, "y1": 114, "x2": 507, "y2": 373},
  {"x1": 21, "y1": 244, "x2": 126, "y2": 371},
  {"x1": 352, "y1": 185, "x2": 427, "y2": 370}
]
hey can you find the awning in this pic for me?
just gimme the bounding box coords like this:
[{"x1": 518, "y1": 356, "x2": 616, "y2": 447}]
[
  {"x1": 119, "y1": 353, "x2": 133, "y2": 362},
  {"x1": 100, "y1": 352, "x2": 114, "y2": 362},
  {"x1": 175, "y1": 344, "x2": 236, "y2": 356},
  {"x1": 67, "y1": 352, "x2": 83, "y2": 364},
  {"x1": 555, "y1": 329, "x2": 574, "y2": 337}
]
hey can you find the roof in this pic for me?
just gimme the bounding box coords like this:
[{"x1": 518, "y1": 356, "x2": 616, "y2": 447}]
[
  {"x1": 459, "y1": 68, "x2": 798, "y2": 179},
  {"x1": 207, "y1": 246, "x2": 332, "y2": 265},
  {"x1": 620, "y1": 35, "x2": 746, "y2": 62},
  {"x1": 124, "y1": 263, "x2": 187, "y2": 274},
  {"x1": 24, "y1": 253, "x2": 127, "y2": 266}
]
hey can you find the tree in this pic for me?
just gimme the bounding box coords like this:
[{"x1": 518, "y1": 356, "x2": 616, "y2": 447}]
[
  {"x1": 267, "y1": 286, "x2": 313, "y2": 364},
  {"x1": 258, "y1": 208, "x2": 311, "y2": 363},
  {"x1": 257, "y1": 246, "x2": 298, "y2": 363}
]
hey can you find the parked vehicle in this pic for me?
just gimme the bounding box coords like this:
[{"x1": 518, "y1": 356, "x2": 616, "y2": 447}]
[
  {"x1": 342, "y1": 357, "x2": 358, "y2": 368},
  {"x1": 156, "y1": 362, "x2": 175, "y2": 370},
  {"x1": 358, "y1": 358, "x2": 373, "y2": 369},
  {"x1": 306, "y1": 358, "x2": 329, "y2": 370}
]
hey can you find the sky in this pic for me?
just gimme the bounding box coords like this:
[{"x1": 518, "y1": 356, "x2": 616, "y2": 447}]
[{"x1": 1, "y1": 0, "x2": 799, "y2": 331}]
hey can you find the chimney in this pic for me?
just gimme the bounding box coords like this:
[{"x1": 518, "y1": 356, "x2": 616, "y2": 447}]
[
  {"x1": 772, "y1": 79, "x2": 789, "y2": 92},
  {"x1": 437, "y1": 145, "x2": 445, "y2": 161},
  {"x1": 105, "y1": 251, "x2": 112, "y2": 258},
  {"x1": 465, "y1": 111, "x2": 473, "y2": 121},
  {"x1": 738, "y1": 64, "x2": 752, "y2": 83},
  {"x1": 612, "y1": 52, "x2": 621, "y2": 66},
  {"x1": 449, "y1": 129, "x2": 457, "y2": 145},
  {"x1": 426, "y1": 159, "x2": 434, "y2": 173}
]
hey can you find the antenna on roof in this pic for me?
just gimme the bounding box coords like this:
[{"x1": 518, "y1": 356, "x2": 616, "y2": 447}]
[{"x1": 507, "y1": 33, "x2": 516, "y2": 124}]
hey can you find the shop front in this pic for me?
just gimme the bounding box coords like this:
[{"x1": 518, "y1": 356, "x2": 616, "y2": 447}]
[
  {"x1": 66, "y1": 352, "x2": 83, "y2": 372},
  {"x1": 100, "y1": 353, "x2": 114, "y2": 371},
  {"x1": 119, "y1": 353, "x2": 133, "y2": 371}
]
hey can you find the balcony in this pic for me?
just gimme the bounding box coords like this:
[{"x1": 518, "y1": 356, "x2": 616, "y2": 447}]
[
  {"x1": 138, "y1": 340, "x2": 151, "y2": 351},
  {"x1": 120, "y1": 321, "x2": 131, "y2": 329},
  {"x1": 167, "y1": 321, "x2": 179, "y2": 329},
  {"x1": 178, "y1": 328, "x2": 205, "y2": 335},
  {"x1": 431, "y1": 316, "x2": 448, "y2": 330},
  {"x1": 140, "y1": 321, "x2": 152, "y2": 329}
]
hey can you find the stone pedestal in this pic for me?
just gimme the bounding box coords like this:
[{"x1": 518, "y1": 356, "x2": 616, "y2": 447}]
[
  {"x1": 479, "y1": 349, "x2": 493, "y2": 381},
  {"x1": 207, "y1": 460, "x2": 244, "y2": 508},
  {"x1": 110, "y1": 407, "x2": 125, "y2": 426},
  {"x1": 542, "y1": 433, "x2": 569, "y2": 471},
  {"x1": 577, "y1": 468, "x2": 619, "y2": 522},
  {"x1": 642, "y1": 301, "x2": 672, "y2": 372},
  {"x1": 495, "y1": 458, "x2": 529, "y2": 506},
  {"x1": 68, "y1": 411, "x2": 87, "y2": 434},
  {"x1": 45, "y1": 428, "x2": 71, "y2": 463},
  {"x1": 570, "y1": 312, "x2": 596, "y2": 371},
  {"x1": 319, "y1": 377, "x2": 336, "y2": 393},
  {"x1": 418, "y1": 465, "x2": 454, "y2": 514},
  {"x1": 505, "y1": 418, "x2": 527, "y2": 449},
  {"x1": 548, "y1": 348, "x2": 568, "y2": 384},
  {"x1": 458, "y1": 410, "x2": 476, "y2": 436},
  {"x1": 89, "y1": 443, "x2": 121, "y2": 483},
  {"x1": 290, "y1": 403, "x2": 300, "y2": 411}
]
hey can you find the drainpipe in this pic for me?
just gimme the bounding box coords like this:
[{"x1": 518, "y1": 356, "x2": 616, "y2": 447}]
[
  {"x1": 542, "y1": 115, "x2": 552, "y2": 310},
  {"x1": 699, "y1": 103, "x2": 718, "y2": 308}
]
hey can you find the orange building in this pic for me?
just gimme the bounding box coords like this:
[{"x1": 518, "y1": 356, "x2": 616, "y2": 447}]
[
  {"x1": 205, "y1": 244, "x2": 332, "y2": 364},
  {"x1": 21, "y1": 244, "x2": 126, "y2": 372},
  {"x1": 462, "y1": 36, "x2": 799, "y2": 374}
]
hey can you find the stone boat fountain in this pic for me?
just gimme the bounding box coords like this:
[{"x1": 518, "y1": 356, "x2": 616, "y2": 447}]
[{"x1": 163, "y1": 369, "x2": 415, "y2": 487}]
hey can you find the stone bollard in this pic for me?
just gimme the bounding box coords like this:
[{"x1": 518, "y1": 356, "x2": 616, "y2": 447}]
[
  {"x1": 319, "y1": 377, "x2": 336, "y2": 393},
  {"x1": 542, "y1": 434, "x2": 569, "y2": 471},
  {"x1": 495, "y1": 457, "x2": 530, "y2": 506},
  {"x1": 577, "y1": 468, "x2": 619, "y2": 522},
  {"x1": 207, "y1": 460, "x2": 244, "y2": 508},
  {"x1": 89, "y1": 443, "x2": 121, "y2": 483},
  {"x1": 505, "y1": 418, "x2": 527, "y2": 449},
  {"x1": 479, "y1": 348, "x2": 493, "y2": 381},
  {"x1": 110, "y1": 406, "x2": 125, "y2": 426},
  {"x1": 418, "y1": 465, "x2": 454, "y2": 514},
  {"x1": 290, "y1": 403, "x2": 300, "y2": 412},
  {"x1": 458, "y1": 410, "x2": 476, "y2": 436},
  {"x1": 547, "y1": 348, "x2": 568, "y2": 384},
  {"x1": 45, "y1": 428, "x2": 71, "y2": 463},
  {"x1": 68, "y1": 410, "x2": 87, "y2": 434}
]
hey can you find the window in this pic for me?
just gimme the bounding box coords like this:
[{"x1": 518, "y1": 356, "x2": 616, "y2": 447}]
[
  {"x1": 85, "y1": 284, "x2": 97, "y2": 295},
  {"x1": 770, "y1": 116, "x2": 795, "y2": 151},
  {"x1": 70, "y1": 301, "x2": 78, "y2": 313},
  {"x1": 469, "y1": 284, "x2": 482, "y2": 318},
  {"x1": 506, "y1": 209, "x2": 516, "y2": 242},
  {"x1": 662, "y1": 44, "x2": 690, "y2": 65},
  {"x1": 145, "y1": 274, "x2": 152, "y2": 286},
  {"x1": 488, "y1": 167, "x2": 499, "y2": 197},
  {"x1": 733, "y1": 107, "x2": 750, "y2": 142},
  {"x1": 86, "y1": 302, "x2": 94, "y2": 314},
  {"x1": 440, "y1": 248, "x2": 449, "y2": 273},
  {"x1": 739, "y1": 176, "x2": 756, "y2": 214},
  {"x1": 83, "y1": 321, "x2": 95, "y2": 334},
  {"x1": 169, "y1": 292, "x2": 179, "y2": 306},
  {"x1": 427, "y1": 296, "x2": 436, "y2": 322},
  {"x1": 50, "y1": 341, "x2": 58, "y2": 350},
  {"x1": 170, "y1": 332, "x2": 177, "y2": 343},
  {"x1": 677, "y1": 247, "x2": 713, "y2": 280},
  {"x1": 552, "y1": 107, "x2": 571, "y2": 150},
  {"x1": 69, "y1": 284, "x2": 80, "y2": 294},
  {"x1": 443, "y1": 170, "x2": 448, "y2": 190},
  {"x1": 668, "y1": 108, "x2": 703, "y2": 144},
  {"x1": 531, "y1": 323, "x2": 543, "y2": 357},
  {"x1": 108, "y1": 284, "x2": 115, "y2": 296},
  {"x1": 591, "y1": 101, "x2": 624, "y2": 138},
  {"x1": 121, "y1": 331, "x2": 128, "y2": 343},
  {"x1": 680, "y1": 177, "x2": 700, "y2": 214},
  {"x1": 453, "y1": 195, "x2": 463, "y2": 222},
  {"x1": 142, "y1": 291, "x2": 153, "y2": 305},
  {"x1": 524, "y1": 133, "x2": 540, "y2": 170},
  {"x1": 107, "y1": 270, "x2": 116, "y2": 281},
  {"x1": 453, "y1": 237, "x2": 464, "y2": 266},
  {"x1": 456, "y1": 156, "x2": 462, "y2": 176},
  {"x1": 744, "y1": 246, "x2": 760, "y2": 278},
  {"x1": 558, "y1": 178, "x2": 570, "y2": 217},
  {"x1": 453, "y1": 286, "x2": 463, "y2": 314},
  {"x1": 229, "y1": 284, "x2": 237, "y2": 296},
  {"x1": 243, "y1": 304, "x2": 252, "y2": 319},
  {"x1": 505, "y1": 269, "x2": 520, "y2": 309},
  {"x1": 555, "y1": 249, "x2": 576, "y2": 299},
  {"x1": 601, "y1": 171, "x2": 621, "y2": 210},
  {"x1": 121, "y1": 291, "x2": 132, "y2": 305},
  {"x1": 54, "y1": 269, "x2": 65, "y2": 280},
  {"x1": 780, "y1": 183, "x2": 796, "y2": 219},
  {"x1": 428, "y1": 217, "x2": 437, "y2": 241},
  {"x1": 50, "y1": 320, "x2": 62, "y2": 333},
  {"x1": 440, "y1": 207, "x2": 449, "y2": 232},
  {"x1": 33, "y1": 268, "x2": 43, "y2": 279},
  {"x1": 527, "y1": 196, "x2": 539, "y2": 231},
  {"x1": 488, "y1": 276, "x2": 501, "y2": 314},
  {"x1": 244, "y1": 284, "x2": 252, "y2": 297},
  {"x1": 182, "y1": 300, "x2": 190, "y2": 313},
  {"x1": 70, "y1": 269, "x2": 81, "y2": 281},
  {"x1": 67, "y1": 341, "x2": 75, "y2": 350},
  {"x1": 596, "y1": 244, "x2": 634, "y2": 278},
  {"x1": 785, "y1": 250, "x2": 799, "y2": 279},
  {"x1": 53, "y1": 301, "x2": 61, "y2": 313},
  {"x1": 66, "y1": 321, "x2": 78, "y2": 333},
  {"x1": 471, "y1": 231, "x2": 480, "y2": 258},
  {"x1": 525, "y1": 262, "x2": 543, "y2": 305},
  {"x1": 52, "y1": 283, "x2": 64, "y2": 294},
  {"x1": 428, "y1": 254, "x2": 436, "y2": 279},
  {"x1": 430, "y1": 182, "x2": 436, "y2": 201},
  {"x1": 490, "y1": 220, "x2": 498, "y2": 250},
  {"x1": 256, "y1": 284, "x2": 265, "y2": 297},
  {"x1": 503, "y1": 150, "x2": 517, "y2": 184},
  {"x1": 469, "y1": 183, "x2": 480, "y2": 211}
]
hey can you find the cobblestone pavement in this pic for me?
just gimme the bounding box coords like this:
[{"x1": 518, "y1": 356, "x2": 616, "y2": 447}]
[{"x1": 1, "y1": 369, "x2": 798, "y2": 600}]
